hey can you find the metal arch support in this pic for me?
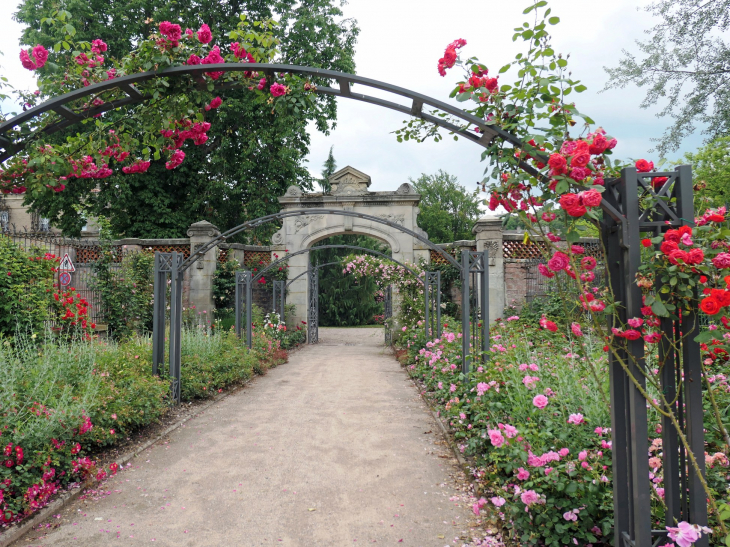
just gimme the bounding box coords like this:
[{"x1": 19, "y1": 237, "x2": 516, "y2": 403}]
[
  {"x1": 272, "y1": 279, "x2": 286, "y2": 319},
  {"x1": 307, "y1": 265, "x2": 319, "y2": 344},
  {"x1": 253, "y1": 244, "x2": 425, "y2": 285},
  {"x1": 234, "y1": 270, "x2": 253, "y2": 349},
  {"x1": 424, "y1": 271, "x2": 442, "y2": 340},
  {"x1": 0, "y1": 63, "x2": 530, "y2": 165},
  {"x1": 460, "y1": 249, "x2": 490, "y2": 375},
  {"x1": 384, "y1": 286, "x2": 393, "y2": 346}
]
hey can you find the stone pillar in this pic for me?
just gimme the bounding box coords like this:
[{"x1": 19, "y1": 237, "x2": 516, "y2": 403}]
[
  {"x1": 187, "y1": 221, "x2": 221, "y2": 318},
  {"x1": 473, "y1": 216, "x2": 504, "y2": 321}
]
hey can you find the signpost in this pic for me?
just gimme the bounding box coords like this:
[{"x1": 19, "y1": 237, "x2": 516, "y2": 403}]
[{"x1": 59, "y1": 253, "x2": 75, "y2": 287}]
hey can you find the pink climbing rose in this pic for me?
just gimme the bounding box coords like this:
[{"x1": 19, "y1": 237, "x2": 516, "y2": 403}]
[
  {"x1": 20, "y1": 45, "x2": 49, "y2": 71},
  {"x1": 532, "y1": 394, "x2": 549, "y2": 409},
  {"x1": 270, "y1": 83, "x2": 287, "y2": 97},
  {"x1": 197, "y1": 24, "x2": 213, "y2": 44}
]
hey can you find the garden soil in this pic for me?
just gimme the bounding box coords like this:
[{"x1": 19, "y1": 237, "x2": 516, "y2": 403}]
[{"x1": 15, "y1": 327, "x2": 485, "y2": 546}]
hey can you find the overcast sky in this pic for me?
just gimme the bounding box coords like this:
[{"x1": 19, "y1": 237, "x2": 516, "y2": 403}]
[{"x1": 0, "y1": 0, "x2": 706, "y2": 194}]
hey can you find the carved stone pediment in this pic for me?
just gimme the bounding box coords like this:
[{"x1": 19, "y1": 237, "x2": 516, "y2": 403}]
[{"x1": 329, "y1": 166, "x2": 371, "y2": 196}]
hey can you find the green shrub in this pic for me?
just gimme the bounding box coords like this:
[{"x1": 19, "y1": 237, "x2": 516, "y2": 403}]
[
  {"x1": 0, "y1": 323, "x2": 288, "y2": 523},
  {"x1": 90, "y1": 220, "x2": 154, "y2": 339},
  {"x1": 0, "y1": 237, "x2": 56, "y2": 337}
]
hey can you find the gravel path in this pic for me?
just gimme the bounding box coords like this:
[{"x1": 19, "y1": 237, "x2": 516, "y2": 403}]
[{"x1": 18, "y1": 327, "x2": 481, "y2": 547}]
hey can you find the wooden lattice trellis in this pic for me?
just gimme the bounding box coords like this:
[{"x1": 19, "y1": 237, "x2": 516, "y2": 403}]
[
  {"x1": 244, "y1": 250, "x2": 271, "y2": 266},
  {"x1": 503, "y1": 239, "x2": 603, "y2": 260},
  {"x1": 142, "y1": 244, "x2": 190, "y2": 259},
  {"x1": 429, "y1": 247, "x2": 475, "y2": 265}
]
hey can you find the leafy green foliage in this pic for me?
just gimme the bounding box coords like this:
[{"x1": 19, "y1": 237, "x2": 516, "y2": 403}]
[
  {"x1": 313, "y1": 235, "x2": 385, "y2": 326},
  {"x1": 15, "y1": 0, "x2": 359, "y2": 239},
  {"x1": 90, "y1": 221, "x2": 154, "y2": 338},
  {"x1": 213, "y1": 255, "x2": 242, "y2": 309},
  {"x1": 410, "y1": 171, "x2": 482, "y2": 243},
  {"x1": 603, "y1": 0, "x2": 730, "y2": 154},
  {"x1": 676, "y1": 137, "x2": 730, "y2": 210},
  {"x1": 0, "y1": 236, "x2": 56, "y2": 337},
  {"x1": 319, "y1": 145, "x2": 337, "y2": 193}
]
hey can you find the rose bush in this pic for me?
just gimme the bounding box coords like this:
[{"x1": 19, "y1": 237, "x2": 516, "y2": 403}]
[{"x1": 397, "y1": 315, "x2": 729, "y2": 546}]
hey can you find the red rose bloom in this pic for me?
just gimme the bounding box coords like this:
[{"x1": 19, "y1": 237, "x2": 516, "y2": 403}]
[
  {"x1": 548, "y1": 153, "x2": 567, "y2": 175},
  {"x1": 651, "y1": 176, "x2": 668, "y2": 190},
  {"x1": 700, "y1": 297, "x2": 722, "y2": 315},
  {"x1": 548, "y1": 251, "x2": 570, "y2": 272},
  {"x1": 678, "y1": 225, "x2": 692, "y2": 237},
  {"x1": 571, "y1": 152, "x2": 591, "y2": 168},
  {"x1": 580, "y1": 189, "x2": 602, "y2": 208},
  {"x1": 707, "y1": 213, "x2": 725, "y2": 222},
  {"x1": 580, "y1": 256, "x2": 597, "y2": 270},
  {"x1": 635, "y1": 159, "x2": 654, "y2": 173},
  {"x1": 664, "y1": 229, "x2": 680, "y2": 242},
  {"x1": 660, "y1": 241, "x2": 679, "y2": 255},
  {"x1": 641, "y1": 239, "x2": 652, "y2": 247},
  {"x1": 668, "y1": 249, "x2": 689, "y2": 265},
  {"x1": 588, "y1": 135, "x2": 608, "y2": 155},
  {"x1": 624, "y1": 329, "x2": 642, "y2": 340},
  {"x1": 559, "y1": 193, "x2": 587, "y2": 217},
  {"x1": 687, "y1": 248, "x2": 705, "y2": 265}
]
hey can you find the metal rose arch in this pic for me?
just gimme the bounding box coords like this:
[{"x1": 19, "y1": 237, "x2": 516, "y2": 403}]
[
  {"x1": 0, "y1": 63, "x2": 708, "y2": 546},
  {"x1": 0, "y1": 63, "x2": 525, "y2": 164}
]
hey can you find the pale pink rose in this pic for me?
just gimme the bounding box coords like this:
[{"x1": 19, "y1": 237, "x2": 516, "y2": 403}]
[
  {"x1": 488, "y1": 429, "x2": 505, "y2": 448},
  {"x1": 532, "y1": 394, "x2": 549, "y2": 409},
  {"x1": 516, "y1": 467, "x2": 530, "y2": 480}
]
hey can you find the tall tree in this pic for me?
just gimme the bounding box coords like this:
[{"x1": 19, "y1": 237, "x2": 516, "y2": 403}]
[
  {"x1": 311, "y1": 234, "x2": 384, "y2": 326},
  {"x1": 410, "y1": 170, "x2": 482, "y2": 243},
  {"x1": 677, "y1": 136, "x2": 730, "y2": 210},
  {"x1": 14, "y1": 0, "x2": 359, "y2": 240},
  {"x1": 603, "y1": 0, "x2": 730, "y2": 155},
  {"x1": 319, "y1": 145, "x2": 336, "y2": 193}
]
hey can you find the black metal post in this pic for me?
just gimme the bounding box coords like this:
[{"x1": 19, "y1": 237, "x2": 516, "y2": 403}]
[
  {"x1": 480, "y1": 248, "x2": 489, "y2": 359},
  {"x1": 151, "y1": 252, "x2": 167, "y2": 376},
  {"x1": 384, "y1": 285, "x2": 392, "y2": 345},
  {"x1": 235, "y1": 271, "x2": 242, "y2": 338},
  {"x1": 245, "y1": 272, "x2": 252, "y2": 350},
  {"x1": 168, "y1": 252, "x2": 183, "y2": 404},
  {"x1": 424, "y1": 274, "x2": 431, "y2": 339},
  {"x1": 461, "y1": 251, "x2": 470, "y2": 375},
  {"x1": 435, "y1": 271, "x2": 442, "y2": 339}
]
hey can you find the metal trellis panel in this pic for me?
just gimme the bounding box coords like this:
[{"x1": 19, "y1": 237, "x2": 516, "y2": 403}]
[
  {"x1": 424, "y1": 271, "x2": 442, "y2": 340},
  {"x1": 460, "y1": 250, "x2": 490, "y2": 375},
  {"x1": 602, "y1": 166, "x2": 707, "y2": 547}
]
